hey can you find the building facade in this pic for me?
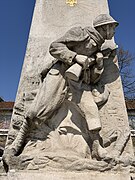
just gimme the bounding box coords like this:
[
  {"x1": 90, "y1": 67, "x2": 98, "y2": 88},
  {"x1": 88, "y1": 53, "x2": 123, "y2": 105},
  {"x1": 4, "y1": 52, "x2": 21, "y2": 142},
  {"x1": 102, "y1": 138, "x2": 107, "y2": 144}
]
[
  {"x1": 0, "y1": 102, "x2": 14, "y2": 158},
  {"x1": 126, "y1": 100, "x2": 135, "y2": 152}
]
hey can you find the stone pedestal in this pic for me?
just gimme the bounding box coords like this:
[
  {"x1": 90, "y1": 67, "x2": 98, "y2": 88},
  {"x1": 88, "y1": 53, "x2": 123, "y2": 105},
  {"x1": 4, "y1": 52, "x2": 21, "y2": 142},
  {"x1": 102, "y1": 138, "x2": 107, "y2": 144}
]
[{"x1": 0, "y1": 171, "x2": 132, "y2": 180}]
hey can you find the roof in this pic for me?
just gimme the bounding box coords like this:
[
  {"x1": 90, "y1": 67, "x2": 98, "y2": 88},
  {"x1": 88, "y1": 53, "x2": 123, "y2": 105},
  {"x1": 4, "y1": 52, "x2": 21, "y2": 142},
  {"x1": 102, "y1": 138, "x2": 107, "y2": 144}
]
[
  {"x1": 0, "y1": 102, "x2": 14, "y2": 110},
  {"x1": 125, "y1": 100, "x2": 135, "y2": 110}
]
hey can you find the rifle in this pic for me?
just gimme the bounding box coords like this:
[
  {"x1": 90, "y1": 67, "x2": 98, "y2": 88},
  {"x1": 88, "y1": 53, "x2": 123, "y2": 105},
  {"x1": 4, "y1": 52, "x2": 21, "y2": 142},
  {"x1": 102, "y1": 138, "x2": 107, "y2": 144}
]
[
  {"x1": 65, "y1": 57, "x2": 95, "y2": 81},
  {"x1": 65, "y1": 46, "x2": 118, "y2": 81}
]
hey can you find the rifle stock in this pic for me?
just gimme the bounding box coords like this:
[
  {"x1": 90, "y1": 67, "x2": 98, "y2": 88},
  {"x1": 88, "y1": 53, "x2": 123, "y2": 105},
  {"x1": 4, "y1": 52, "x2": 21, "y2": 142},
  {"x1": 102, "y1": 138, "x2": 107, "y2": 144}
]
[
  {"x1": 65, "y1": 57, "x2": 96, "y2": 81},
  {"x1": 65, "y1": 63, "x2": 82, "y2": 81}
]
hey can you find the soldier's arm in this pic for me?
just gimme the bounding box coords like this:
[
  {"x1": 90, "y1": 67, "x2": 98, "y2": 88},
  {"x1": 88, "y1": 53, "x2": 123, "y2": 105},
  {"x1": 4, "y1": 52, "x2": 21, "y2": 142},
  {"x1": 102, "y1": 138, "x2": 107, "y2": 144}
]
[
  {"x1": 49, "y1": 27, "x2": 88, "y2": 65},
  {"x1": 49, "y1": 41, "x2": 77, "y2": 65}
]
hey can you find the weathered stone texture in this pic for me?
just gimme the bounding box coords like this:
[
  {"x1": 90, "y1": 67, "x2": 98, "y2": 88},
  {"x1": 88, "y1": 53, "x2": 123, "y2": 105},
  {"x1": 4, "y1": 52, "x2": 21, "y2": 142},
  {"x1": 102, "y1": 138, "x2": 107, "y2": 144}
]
[
  {"x1": 0, "y1": 171, "x2": 131, "y2": 180},
  {"x1": 2, "y1": 0, "x2": 135, "y2": 177}
]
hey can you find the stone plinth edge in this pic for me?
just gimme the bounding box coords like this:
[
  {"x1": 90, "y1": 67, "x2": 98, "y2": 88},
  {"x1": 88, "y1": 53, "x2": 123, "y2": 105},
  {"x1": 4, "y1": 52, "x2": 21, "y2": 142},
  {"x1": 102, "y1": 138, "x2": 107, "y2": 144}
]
[{"x1": 0, "y1": 171, "x2": 131, "y2": 180}]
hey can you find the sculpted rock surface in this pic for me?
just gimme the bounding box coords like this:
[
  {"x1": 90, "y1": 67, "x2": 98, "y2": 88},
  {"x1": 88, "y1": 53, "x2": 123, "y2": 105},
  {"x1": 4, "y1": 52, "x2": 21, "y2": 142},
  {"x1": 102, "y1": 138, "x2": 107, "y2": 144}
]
[{"x1": 2, "y1": 1, "x2": 135, "y2": 179}]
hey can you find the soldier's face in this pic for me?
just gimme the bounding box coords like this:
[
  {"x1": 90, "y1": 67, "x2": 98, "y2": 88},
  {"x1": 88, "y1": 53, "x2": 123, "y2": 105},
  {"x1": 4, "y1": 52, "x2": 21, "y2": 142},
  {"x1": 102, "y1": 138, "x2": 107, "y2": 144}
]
[
  {"x1": 97, "y1": 24, "x2": 116, "y2": 40},
  {"x1": 106, "y1": 24, "x2": 116, "y2": 40}
]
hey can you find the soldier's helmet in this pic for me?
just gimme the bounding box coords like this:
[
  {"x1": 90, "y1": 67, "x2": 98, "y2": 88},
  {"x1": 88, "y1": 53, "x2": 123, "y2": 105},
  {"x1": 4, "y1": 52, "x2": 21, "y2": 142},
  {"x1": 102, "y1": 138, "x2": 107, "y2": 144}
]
[{"x1": 93, "y1": 14, "x2": 119, "y2": 28}]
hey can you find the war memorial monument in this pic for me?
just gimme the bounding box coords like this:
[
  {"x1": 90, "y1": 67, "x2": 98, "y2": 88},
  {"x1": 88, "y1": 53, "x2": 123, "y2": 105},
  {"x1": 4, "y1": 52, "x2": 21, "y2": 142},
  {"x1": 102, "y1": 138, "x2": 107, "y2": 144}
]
[{"x1": 0, "y1": 0, "x2": 135, "y2": 179}]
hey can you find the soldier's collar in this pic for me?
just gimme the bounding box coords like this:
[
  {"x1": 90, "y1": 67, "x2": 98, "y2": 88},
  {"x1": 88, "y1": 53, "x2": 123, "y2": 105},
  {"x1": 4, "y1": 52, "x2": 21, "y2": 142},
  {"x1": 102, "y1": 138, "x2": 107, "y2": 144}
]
[{"x1": 85, "y1": 26, "x2": 105, "y2": 48}]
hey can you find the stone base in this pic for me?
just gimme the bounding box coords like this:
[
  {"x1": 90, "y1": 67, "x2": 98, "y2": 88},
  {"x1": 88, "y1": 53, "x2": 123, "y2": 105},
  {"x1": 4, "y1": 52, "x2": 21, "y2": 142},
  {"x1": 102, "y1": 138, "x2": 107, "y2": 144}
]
[{"x1": 0, "y1": 171, "x2": 132, "y2": 180}]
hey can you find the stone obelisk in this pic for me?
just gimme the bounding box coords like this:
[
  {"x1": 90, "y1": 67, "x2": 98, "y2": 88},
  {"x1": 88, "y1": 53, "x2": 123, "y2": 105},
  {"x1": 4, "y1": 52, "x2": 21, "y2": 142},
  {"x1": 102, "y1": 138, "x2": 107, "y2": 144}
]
[{"x1": 1, "y1": 0, "x2": 135, "y2": 179}]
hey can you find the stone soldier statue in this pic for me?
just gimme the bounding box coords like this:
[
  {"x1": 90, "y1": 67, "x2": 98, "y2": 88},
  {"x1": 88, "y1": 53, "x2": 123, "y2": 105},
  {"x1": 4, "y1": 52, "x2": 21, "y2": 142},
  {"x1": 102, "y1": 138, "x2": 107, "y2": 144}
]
[{"x1": 3, "y1": 14, "x2": 119, "y2": 164}]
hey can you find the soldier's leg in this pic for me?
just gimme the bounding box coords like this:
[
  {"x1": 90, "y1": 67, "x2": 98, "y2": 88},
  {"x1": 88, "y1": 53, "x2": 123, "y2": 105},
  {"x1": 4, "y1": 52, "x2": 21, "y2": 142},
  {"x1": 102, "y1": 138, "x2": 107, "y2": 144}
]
[
  {"x1": 68, "y1": 81, "x2": 110, "y2": 161},
  {"x1": 78, "y1": 90, "x2": 101, "y2": 131},
  {"x1": 68, "y1": 80, "x2": 101, "y2": 130},
  {"x1": 5, "y1": 63, "x2": 67, "y2": 158},
  {"x1": 26, "y1": 64, "x2": 67, "y2": 121},
  {"x1": 78, "y1": 90, "x2": 112, "y2": 160}
]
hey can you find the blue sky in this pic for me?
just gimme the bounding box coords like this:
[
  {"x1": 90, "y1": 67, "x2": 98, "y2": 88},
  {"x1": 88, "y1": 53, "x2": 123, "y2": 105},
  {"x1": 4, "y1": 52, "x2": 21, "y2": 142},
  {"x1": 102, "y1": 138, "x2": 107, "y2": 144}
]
[
  {"x1": 0, "y1": 0, "x2": 135, "y2": 101},
  {"x1": 109, "y1": 0, "x2": 135, "y2": 54}
]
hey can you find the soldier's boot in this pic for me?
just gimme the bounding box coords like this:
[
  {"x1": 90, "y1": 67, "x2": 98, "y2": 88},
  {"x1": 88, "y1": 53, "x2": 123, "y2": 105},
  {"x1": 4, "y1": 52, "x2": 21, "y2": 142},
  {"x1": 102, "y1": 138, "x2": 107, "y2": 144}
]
[
  {"x1": 2, "y1": 117, "x2": 31, "y2": 167},
  {"x1": 89, "y1": 130, "x2": 112, "y2": 161},
  {"x1": 12, "y1": 117, "x2": 31, "y2": 155}
]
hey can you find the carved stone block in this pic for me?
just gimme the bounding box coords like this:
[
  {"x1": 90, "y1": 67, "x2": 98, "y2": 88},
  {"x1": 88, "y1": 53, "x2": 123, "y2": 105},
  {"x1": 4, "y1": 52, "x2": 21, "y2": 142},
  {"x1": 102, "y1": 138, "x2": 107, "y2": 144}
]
[{"x1": 2, "y1": 0, "x2": 135, "y2": 178}]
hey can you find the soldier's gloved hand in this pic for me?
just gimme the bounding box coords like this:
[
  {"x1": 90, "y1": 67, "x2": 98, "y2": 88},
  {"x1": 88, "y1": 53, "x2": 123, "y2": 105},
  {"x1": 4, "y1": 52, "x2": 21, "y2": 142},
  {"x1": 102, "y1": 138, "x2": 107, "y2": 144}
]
[
  {"x1": 96, "y1": 52, "x2": 104, "y2": 70},
  {"x1": 75, "y1": 55, "x2": 89, "y2": 69}
]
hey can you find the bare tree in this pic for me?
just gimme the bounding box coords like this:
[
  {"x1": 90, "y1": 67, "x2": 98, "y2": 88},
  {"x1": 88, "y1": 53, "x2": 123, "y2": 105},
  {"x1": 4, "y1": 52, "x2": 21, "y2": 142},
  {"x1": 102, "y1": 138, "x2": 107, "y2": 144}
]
[{"x1": 117, "y1": 47, "x2": 135, "y2": 99}]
